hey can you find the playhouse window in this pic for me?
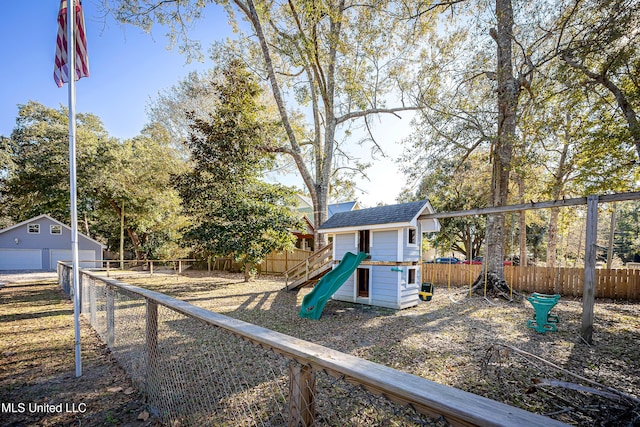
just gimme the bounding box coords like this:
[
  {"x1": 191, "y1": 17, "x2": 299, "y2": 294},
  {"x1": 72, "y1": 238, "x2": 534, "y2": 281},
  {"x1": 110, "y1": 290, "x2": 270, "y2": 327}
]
[
  {"x1": 50, "y1": 225, "x2": 62, "y2": 235},
  {"x1": 358, "y1": 230, "x2": 370, "y2": 253},
  {"x1": 357, "y1": 267, "x2": 370, "y2": 297},
  {"x1": 408, "y1": 228, "x2": 417, "y2": 245},
  {"x1": 408, "y1": 268, "x2": 417, "y2": 285},
  {"x1": 28, "y1": 224, "x2": 40, "y2": 234}
]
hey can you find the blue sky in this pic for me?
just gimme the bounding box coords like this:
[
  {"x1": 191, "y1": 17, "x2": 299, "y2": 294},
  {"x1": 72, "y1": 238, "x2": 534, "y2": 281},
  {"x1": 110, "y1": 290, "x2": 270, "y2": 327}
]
[
  {"x1": 0, "y1": 1, "x2": 228, "y2": 140},
  {"x1": 1, "y1": 1, "x2": 408, "y2": 206}
]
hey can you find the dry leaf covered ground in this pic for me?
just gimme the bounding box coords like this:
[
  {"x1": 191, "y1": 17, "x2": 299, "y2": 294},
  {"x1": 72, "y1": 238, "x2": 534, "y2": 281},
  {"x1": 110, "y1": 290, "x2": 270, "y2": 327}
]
[
  {"x1": 0, "y1": 277, "x2": 161, "y2": 427},
  {"x1": 1, "y1": 270, "x2": 639, "y2": 426}
]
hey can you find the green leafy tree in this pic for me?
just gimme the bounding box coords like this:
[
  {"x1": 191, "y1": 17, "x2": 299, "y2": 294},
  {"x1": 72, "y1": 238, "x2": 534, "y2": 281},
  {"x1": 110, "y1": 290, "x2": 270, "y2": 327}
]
[
  {"x1": 1, "y1": 101, "x2": 187, "y2": 259},
  {"x1": 403, "y1": 0, "x2": 639, "y2": 284},
  {"x1": 401, "y1": 0, "x2": 554, "y2": 285},
  {"x1": 613, "y1": 201, "x2": 640, "y2": 263},
  {"x1": 178, "y1": 59, "x2": 302, "y2": 281},
  {"x1": 2, "y1": 101, "x2": 111, "y2": 224},
  {"x1": 0, "y1": 136, "x2": 13, "y2": 229},
  {"x1": 95, "y1": 123, "x2": 189, "y2": 259},
  {"x1": 557, "y1": 0, "x2": 640, "y2": 160},
  {"x1": 408, "y1": 151, "x2": 490, "y2": 259}
]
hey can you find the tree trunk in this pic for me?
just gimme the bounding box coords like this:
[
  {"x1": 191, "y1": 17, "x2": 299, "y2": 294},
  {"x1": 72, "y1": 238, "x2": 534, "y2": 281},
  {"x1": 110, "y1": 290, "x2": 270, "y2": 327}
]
[
  {"x1": 484, "y1": 0, "x2": 518, "y2": 286},
  {"x1": 108, "y1": 198, "x2": 143, "y2": 259},
  {"x1": 313, "y1": 2, "x2": 344, "y2": 249},
  {"x1": 485, "y1": 214, "x2": 506, "y2": 277},
  {"x1": 313, "y1": 184, "x2": 329, "y2": 249},
  {"x1": 83, "y1": 212, "x2": 90, "y2": 236},
  {"x1": 237, "y1": 0, "x2": 334, "y2": 251}
]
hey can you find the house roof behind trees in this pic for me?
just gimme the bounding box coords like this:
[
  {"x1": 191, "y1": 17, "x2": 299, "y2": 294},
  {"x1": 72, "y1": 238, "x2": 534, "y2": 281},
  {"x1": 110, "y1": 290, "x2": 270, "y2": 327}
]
[{"x1": 328, "y1": 201, "x2": 358, "y2": 217}]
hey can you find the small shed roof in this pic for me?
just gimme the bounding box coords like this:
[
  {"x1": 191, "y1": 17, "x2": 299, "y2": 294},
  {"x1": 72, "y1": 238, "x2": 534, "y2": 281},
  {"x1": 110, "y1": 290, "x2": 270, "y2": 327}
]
[{"x1": 318, "y1": 200, "x2": 440, "y2": 233}]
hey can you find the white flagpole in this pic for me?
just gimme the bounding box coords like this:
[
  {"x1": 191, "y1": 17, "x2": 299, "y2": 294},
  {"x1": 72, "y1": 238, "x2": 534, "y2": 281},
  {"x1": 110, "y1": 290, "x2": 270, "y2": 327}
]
[{"x1": 67, "y1": 0, "x2": 82, "y2": 378}]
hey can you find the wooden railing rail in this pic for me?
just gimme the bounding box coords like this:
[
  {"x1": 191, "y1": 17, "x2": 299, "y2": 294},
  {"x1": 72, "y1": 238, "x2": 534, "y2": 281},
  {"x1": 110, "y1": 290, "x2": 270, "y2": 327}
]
[
  {"x1": 103, "y1": 259, "x2": 197, "y2": 276},
  {"x1": 284, "y1": 242, "x2": 333, "y2": 285}
]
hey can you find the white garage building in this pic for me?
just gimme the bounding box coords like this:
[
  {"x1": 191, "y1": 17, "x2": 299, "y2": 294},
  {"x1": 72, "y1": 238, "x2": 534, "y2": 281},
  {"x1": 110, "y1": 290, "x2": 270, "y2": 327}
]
[{"x1": 0, "y1": 214, "x2": 105, "y2": 271}]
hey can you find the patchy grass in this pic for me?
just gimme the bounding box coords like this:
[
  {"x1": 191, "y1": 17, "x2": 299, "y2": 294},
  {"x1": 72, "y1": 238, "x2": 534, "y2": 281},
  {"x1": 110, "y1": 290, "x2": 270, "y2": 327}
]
[
  {"x1": 0, "y1": 280, "x2": 160, "y2": 427},
  {"x1": 121, "y1": 270, "x2": 640, "y2": 426}
]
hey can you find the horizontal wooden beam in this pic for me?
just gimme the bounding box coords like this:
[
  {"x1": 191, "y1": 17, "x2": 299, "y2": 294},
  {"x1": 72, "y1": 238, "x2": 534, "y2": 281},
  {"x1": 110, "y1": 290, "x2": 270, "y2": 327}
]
[
  {"x1": 418, "y1": 192, "x2": 640, "y2": 220},
  {"x1": 344, "y1": 261, "x2": 419, "y2": 266}
]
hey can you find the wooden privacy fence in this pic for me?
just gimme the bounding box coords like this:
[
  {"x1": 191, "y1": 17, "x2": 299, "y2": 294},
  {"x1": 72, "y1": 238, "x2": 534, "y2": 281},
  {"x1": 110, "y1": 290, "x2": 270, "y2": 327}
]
[
  {"x1": 212, "y1": 248, "x2": 313, "y2": 274},
  {"x1": 260, "y1": 248, "x2": 313, "y2": 274},
  {"x1": 422, "y1": 264, "x2": 640, "y2": 301}
]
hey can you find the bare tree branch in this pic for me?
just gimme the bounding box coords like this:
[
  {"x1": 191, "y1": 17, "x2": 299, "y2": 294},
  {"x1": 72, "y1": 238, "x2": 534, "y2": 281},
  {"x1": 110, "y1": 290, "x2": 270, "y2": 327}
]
[{"x1": 335, "y1": 106, "x2": 419, "y2": 125}]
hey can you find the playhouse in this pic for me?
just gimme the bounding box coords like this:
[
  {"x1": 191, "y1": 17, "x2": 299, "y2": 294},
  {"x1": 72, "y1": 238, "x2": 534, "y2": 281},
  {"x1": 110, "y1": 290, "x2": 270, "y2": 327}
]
[{"x1": 316, "y1": 200, "x2": 440, "y2": 310}]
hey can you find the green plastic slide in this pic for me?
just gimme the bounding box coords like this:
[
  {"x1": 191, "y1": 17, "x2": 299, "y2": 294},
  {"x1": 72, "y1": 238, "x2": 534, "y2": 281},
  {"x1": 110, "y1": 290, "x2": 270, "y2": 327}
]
[{"x1": 299, "y1": 251, "x2": 368, "y2": 320}]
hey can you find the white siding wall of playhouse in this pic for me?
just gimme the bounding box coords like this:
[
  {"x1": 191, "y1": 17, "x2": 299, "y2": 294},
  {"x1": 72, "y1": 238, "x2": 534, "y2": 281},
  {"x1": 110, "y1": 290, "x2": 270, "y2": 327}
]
[
  {"x1": 368, "y1": 230, "x2": 400, "y2": 308},
  {"x1": 398, "y1": 265, "x2": 420, "y2": 308},
  {"x1": 403, "y1": 227, "x2": 421, "y2": 262},
  {"x1": 332, "y1": 233, "x2": 358, "y2": 301},
  {"x1": 402, "y1": 224, "x2": 422, "y2": 308},
  {"x1": 370, "y1": 230, "x2": 396, "y2": 261}
]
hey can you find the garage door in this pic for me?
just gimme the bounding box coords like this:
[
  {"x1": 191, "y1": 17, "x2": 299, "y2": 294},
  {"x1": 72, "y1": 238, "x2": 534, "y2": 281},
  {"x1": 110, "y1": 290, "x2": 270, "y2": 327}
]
[
  {"x1": 50, "y1": 250, "x2": 98, "y2": 269},
  {"x1": 0, "y1": 249, "x2": 43, "y2": 270}
]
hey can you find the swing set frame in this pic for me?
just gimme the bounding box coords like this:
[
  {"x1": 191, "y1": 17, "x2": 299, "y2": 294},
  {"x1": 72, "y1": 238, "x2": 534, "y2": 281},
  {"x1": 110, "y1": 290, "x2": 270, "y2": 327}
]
[{"x1": 419, "y1": 191, "x2": 640, "y2": 344}]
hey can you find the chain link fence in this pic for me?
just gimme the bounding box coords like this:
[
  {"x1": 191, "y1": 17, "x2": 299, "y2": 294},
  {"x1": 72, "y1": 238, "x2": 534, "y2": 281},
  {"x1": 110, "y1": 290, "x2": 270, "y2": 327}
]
[{"x1": 59, "y1": 264, "x2": 566, "y2": 427}]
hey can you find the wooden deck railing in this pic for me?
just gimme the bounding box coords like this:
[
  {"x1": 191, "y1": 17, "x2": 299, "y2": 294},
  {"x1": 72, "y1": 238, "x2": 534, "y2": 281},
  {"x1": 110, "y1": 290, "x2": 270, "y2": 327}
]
[{"x1": 58, "y1": 262, "x2": 567, "y2": 427}]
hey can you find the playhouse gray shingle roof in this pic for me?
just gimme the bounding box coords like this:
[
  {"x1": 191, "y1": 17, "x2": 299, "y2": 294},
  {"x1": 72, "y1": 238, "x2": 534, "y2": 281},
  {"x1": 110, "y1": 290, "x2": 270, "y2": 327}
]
[{"x1": 318, "y1": 200, "x2": 429, "y2": 230}]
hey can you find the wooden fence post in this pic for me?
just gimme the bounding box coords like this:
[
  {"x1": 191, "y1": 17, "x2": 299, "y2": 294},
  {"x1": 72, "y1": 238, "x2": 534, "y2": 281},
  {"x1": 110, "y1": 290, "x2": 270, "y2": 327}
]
[
  {"x1": 288, "y1": 362, "x2": 316, "y2": 427},
  {"x1": 78, "y1": 272, "x2": 83, "y2": 313},
  {"x1": 89, "y1": 275, "x2": 96, "y2": 325},
  {"x1": 106, "y1": 285, "x2": 115, "y2": 349},
  {"x1": 146, "y1": 300, "x2": 159, "y2": 396},
  {"x1": 582, "y1": 195, "x2": 598, "y2": 344}
]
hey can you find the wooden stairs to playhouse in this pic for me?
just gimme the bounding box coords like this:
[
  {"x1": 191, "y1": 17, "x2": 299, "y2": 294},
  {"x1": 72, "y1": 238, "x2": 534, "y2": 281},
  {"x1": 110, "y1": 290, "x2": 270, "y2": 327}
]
[{"x1": 284, "y1": 243, "x2": 333, "y2": 291}]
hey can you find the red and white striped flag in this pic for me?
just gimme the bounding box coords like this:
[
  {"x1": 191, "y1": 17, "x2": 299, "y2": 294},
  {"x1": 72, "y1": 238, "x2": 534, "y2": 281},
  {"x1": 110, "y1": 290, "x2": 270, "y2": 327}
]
[{"x1": 54, "y1": 0, "x2": 89, "y2": 88}]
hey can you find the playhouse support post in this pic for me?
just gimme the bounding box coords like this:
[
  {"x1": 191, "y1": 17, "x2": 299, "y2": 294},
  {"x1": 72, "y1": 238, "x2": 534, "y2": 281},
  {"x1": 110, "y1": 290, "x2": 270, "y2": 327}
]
[{"x1": 581, "y1": 195, "x2": 598, "y2": 344}]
